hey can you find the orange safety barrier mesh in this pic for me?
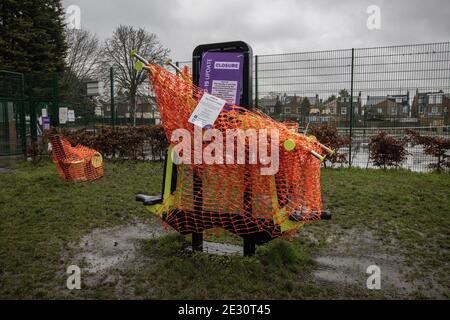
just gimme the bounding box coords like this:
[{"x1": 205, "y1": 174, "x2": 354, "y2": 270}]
[
  {"x1": 147, "y1": 64, "x2": 327, "y2": 238},
  {"x1": 282, "y1": 121, "x2": 300, "y2": 133},
  {"x1": 50, "y1": 135, "x2": 103, "y2": 182}
]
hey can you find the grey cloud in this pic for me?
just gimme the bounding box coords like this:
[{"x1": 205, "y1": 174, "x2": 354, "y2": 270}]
[{"x1": 62, "y1": 0, "x2": 450, "y2": 61}]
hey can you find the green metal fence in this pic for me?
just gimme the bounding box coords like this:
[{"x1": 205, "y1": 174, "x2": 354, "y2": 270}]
[
  {"x1": 0, "y1": 68, "x2": 160, "y2": 156},
  {"x1": 0, "y1": 71, "x2": 26, "y2": 156},
  {"x1": 252, "y1": 42, "x2": 450, "y2": 170},
  {"x1": 1, "y1": 42, "x2": 449, "y2": 171},
  {"x1": 0, "y1": 71, "x2": 61, "y2": 156},
  {"x1": 176, "y1": 42, "x2": 450, "y2": 171}
]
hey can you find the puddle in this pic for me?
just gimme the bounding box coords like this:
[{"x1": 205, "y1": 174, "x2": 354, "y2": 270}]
[
  {"x1": 311, "y1": 228, "x2": 446, "y2": 298},
  {"x1": 75, "y1": 221, "x2": 164, "y2": 274},
  {"x1": 313, "y1": 254, "x2": 410, "y2": 291}
]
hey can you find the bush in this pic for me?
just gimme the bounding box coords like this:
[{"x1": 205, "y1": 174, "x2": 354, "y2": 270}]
[
  {"x1": 46, "y1": 125, "x2": 168, "y2": 161},
  {"x1": 368, "y1": 132, "x2": 408, "y2": 169},
  {"x1": 406, "y1": 129, "x2": 450, "y2": 172},
  {"x1": 309, "y1": 124, "x2": 351, "y2": 167}
]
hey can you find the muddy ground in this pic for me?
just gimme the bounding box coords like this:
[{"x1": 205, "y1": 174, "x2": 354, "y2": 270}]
[{"x1": 62, "y1": 220, "x2": 447, "y2": 299}]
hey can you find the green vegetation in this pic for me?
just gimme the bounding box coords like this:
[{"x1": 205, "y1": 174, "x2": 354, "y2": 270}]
[
  {"x1": 0, "y1": 1, "x2": 67, "y2": 73},
  {"x1": 0, "y1": 160, "x2": 448, "y2": 299},
  {"x1": 0, "y1": 159, "x2": 163, "y2": 298}
]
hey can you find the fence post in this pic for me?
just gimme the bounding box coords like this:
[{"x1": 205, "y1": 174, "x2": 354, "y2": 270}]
[
  {"x1": 255, "y1": 55, "x2": 259, "y2": 107},
  {"x1": 110, "y1": 67, "x2": 115, "y2": 131},
  {"x1": 53, "y1": 73, "x2": 59, "y2": 127},
  {"x1": 29, "y1": 101, "x2": 37, "y2": 143},
  {"x1": 349, "y1": 48, "x2": 355, "y2": 167},
  {"x1": 20, "y1": 73, "x2": 27, "y2": 156}
]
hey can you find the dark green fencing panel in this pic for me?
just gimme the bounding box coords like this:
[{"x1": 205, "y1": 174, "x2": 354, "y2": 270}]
[
  {"x1": 0, "y1": 71, "x2": 60, "y2": 156},
  {"x1": 0, "y1": 71, "x2": 26, "y2": 156}
]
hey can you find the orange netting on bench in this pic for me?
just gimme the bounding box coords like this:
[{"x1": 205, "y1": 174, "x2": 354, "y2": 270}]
[
  {"x1": 147, "y1": 64, "x2": 325, "y2": 238},
  {"x1": 50, "y1": 135, "x2": 103, "y2": 182}
]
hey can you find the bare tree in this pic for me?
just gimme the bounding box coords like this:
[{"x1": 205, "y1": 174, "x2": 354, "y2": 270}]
[
  {"x1": 102, "y1": 25, "x2": 169, "y2": 126},
  {"x1": 65, "y1": 28, "x2": 101, "y2": 81},
  {"x1": 62, "y1": 28, "x2": 101, "y2": 108}
]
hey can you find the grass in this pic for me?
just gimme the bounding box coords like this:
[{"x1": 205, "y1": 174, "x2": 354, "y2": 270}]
[
  {"x1": 0, "y1": 159, "x2": 448, "y2": 299},
  {"x1": 0, "y1": 158, "x2": 163, "y2": 299},
  {"x1": 320, "y1": 168, "x2": 450, "y2": 283}
]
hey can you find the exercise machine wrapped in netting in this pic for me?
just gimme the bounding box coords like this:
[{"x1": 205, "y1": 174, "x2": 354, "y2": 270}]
[
  {"x1": 50, "y1": 135, "x2": 103, "y2": 182},
  {"x1": 135, "y1": 43, "x2": 332, "y2": 255}
]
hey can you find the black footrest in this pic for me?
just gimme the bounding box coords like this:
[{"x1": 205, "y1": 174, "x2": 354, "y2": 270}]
[
  {"x1": 136, "y1": 194, "x2": 163, "y2": 205},
  {"x1": 289, "y1": 210, "x2": 332, "y2": 222},
  {"x1": 320, "y1": 210, "x2": 332, "y2": 220}
]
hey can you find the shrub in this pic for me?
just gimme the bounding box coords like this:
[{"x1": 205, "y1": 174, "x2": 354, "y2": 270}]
[
  {"x1": 406, "y1": 129, "x2": 450, "y2": 172},
  {"x1": 368, "y1": 132, "x2": 408, "y2": 169},
  {"x1": 47, "y1": 125, "x2": 168, "y2": 161},
  {"x1": 309, "y1": 124, "x2": 351, "y2": 167}
]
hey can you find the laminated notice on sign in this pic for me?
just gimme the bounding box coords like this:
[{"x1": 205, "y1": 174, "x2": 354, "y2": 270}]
[{"x1": 188, "y1": 93, "x2": 226, "y2": 128}]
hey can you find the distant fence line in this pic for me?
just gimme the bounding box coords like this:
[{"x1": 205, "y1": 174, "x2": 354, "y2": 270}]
[
  {"x1": 177, "y1": 42, "x2": 450, "y2": 172},
  {"x1": 1, "y1": 42, "x2": 449, "y2": 172},
  {"x1": 177, "y1": 42, "x2": 450, "y2": 127}
]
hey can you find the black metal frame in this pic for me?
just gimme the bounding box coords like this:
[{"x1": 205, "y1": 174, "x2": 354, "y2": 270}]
[
  {"x1": 192, "y1": 41, "x2": 256, "y2": 256},
  {"x1": 192, "y1": 41, "x2": 253, "y2": 110},
  {"x1": 136, "y1": 42, "x2": 332, "y2": 256}
]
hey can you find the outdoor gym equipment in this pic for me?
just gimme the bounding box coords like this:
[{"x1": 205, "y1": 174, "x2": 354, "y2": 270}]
[
  {"x1": 50, "y1": 135, "x2": 103, "y2": 181},
  {"x1": 135, "y1": 42, "x2": 333, "y2": 256}
]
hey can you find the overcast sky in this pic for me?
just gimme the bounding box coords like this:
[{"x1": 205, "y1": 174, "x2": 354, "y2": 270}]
[{"x1": 62, "y1": 0, "x2": 450, "y2": 61}]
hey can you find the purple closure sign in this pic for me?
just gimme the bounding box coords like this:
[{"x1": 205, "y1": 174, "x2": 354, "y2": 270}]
[
  {"x1": 42, "y1": 116, "x2": 50, "y2": 130},
  {"x1": 198, "y1": 52, "x2": 244, "y2": 106}
]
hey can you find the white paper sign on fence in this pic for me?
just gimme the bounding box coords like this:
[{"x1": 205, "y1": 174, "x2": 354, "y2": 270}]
[{"x1": 59, "y1": 107, "x2": 68, "y2": 124}]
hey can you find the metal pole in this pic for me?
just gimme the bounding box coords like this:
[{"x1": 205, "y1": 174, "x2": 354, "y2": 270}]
[
  {"x1": 255, "y1": 55, "x2": 258, "y2": 108},
  {"x1": 30, "y1": 101, "x2": 37, "y2": 143},
  {"x1": 175, "y1": 61, "x2": 180, "y2": 75},
  {"x1": 349, "y1": 48, "x2": 355, "y2": 167},
  {"x1": 110, "y1": 67, "x2": 115, "y2": 131},
  {"x1": 20, "y1": 73, "x2": 27, "y2": 156},
  {"x1": 53, "y1": 73, "x2": 59, "y2": 127}
]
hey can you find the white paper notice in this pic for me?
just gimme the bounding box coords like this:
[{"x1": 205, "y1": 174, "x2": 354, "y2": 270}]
[
  {"x1": 59, "y1": 107, "x2": 68, "y2": 124},
  {"x1": 188, "y1": 93, "x2": 226, "y2": 128},
  {"x1": 211, "y1": 80, "x2": 238, "y2": 105},
  {"x1": 68, "y1": 110, "x2": 75, "y2": 122}
]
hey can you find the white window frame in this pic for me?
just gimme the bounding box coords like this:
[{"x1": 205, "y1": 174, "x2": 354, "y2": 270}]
[
  {"x1": 431, "y1": 106, "x2": 438, "y2": 114},
  {"x1": 391, "y1": 106, "x2": 397, "y2": 115}
]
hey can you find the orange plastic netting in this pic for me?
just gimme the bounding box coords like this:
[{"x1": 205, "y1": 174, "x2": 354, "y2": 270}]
[
  {"x1": 50, "y1": 136, "x2": 103, "y2": 182},
  {"x1": 147, "y1": 64, "x2": 326, "y2": 238}
]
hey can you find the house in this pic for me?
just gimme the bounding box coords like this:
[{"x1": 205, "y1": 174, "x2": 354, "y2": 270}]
[
  {"x1": 324, "y1": 92, "x2": 362, "y2": 125},
  {"x1": 258, "y1": 93, "x2": 330, "y2": 124},
  {"x1": 364, "y1": 93, "x2": 410, "y2": 121},
  {"x1": 258, "y1": 94, "x2": 279, "y2": 115},
  {"x1": 102, "y1": 94, "x2": 161, "y2": 124},
  {"x1": 412, "y1": 91, "x2": 450, "y2": 126},
  {"x1": 279, "y1": 94, "x2": 324, "y2": 122},
  {"x1": 280, "y1": 94, "x2": 302, "y2": 119}
]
